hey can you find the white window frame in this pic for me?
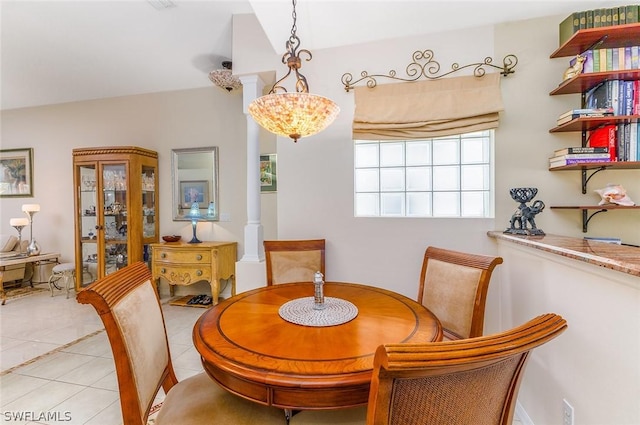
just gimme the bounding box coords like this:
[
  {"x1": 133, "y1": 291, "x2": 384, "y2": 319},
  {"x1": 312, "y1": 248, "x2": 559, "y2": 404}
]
[{"x1": 354, "y1": 130, "x2": 495, "y2": 218}]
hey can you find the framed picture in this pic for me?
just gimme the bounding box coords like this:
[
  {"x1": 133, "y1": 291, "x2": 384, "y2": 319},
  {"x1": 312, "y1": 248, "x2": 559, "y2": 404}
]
[
  {"x1": 260, "y1": 154, "x2": 277, "y2": 193},
  {"x1": 0, "y1": 148, "x2": 34, "y2": 198},
  {"x1": 180, "y1": 180, "x2": 209, "y2": 207}
]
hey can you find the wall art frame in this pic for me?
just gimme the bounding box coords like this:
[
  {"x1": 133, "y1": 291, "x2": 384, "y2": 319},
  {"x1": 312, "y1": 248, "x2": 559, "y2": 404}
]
[
  {"x1": 180, "y1": 180, "x2": 209, "y2": 207},
  {"x1": 0, "y1": 148, "x2": 34, "y2": 198},
  {"x1": 260, "y1": 154, "x2": 277, "y2": 193}
]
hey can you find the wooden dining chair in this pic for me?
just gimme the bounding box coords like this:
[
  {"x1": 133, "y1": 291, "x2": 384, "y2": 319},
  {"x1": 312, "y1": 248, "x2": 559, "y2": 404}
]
[
  {"x1": 417, "y1": 246, "x2": 503, "y2": 340},
  {"x1": 264, "y1": 239, "x2": 325, "y2": 285},
  {"x1": 291, "y1": 313, "x2": 567, "y2": 425},
  {"x1": 76, "y1": 262, "x2": 284, "y2": 425}
]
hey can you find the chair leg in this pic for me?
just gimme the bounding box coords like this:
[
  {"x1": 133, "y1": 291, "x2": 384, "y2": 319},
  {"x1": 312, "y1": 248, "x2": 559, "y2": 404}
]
[{"x1": 48, "y1": 273, "x2": 61, "y2": 297}]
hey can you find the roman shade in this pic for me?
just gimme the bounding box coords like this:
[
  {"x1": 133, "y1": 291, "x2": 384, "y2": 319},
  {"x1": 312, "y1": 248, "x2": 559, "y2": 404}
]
[{"x1": 353, "y1": 72, "x2": 504, "y2": 140}]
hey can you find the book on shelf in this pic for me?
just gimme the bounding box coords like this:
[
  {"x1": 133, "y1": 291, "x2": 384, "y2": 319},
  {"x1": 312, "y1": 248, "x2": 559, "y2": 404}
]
[
  {"x1": 589, "y1": 124, "x2": 617, "y2": 161},
  {"x1": 556, "y1": 108, "x2": 614, "y2": 125},
  {"x1": 549, "y1": 157, "x2": 611, "y2": 168},
  {"x1": 549, "y1": 153, "x2": 611, "y2": 160},
  {"x1": 553, "y1": 147, "x2": 608, "y2": 155}
]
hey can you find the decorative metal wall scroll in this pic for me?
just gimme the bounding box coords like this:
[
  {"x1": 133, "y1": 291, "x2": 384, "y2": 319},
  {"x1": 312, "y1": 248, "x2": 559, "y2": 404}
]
[{"x1": 341, "y1": 49, "x2": 518, "y2": 92}]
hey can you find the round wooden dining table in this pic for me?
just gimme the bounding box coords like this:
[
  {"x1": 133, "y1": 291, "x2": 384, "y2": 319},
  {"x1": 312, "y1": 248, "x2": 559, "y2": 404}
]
[{"x1": 193, "y1": 282, "x2": 442, "y2": 412}]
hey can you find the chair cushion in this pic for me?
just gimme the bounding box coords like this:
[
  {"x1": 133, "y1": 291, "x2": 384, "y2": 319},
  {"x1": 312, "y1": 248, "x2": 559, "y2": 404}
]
[
  {"x1": 156, "y1": 373, "x2": 284, "y2": 425},
  {"x1": 271, "y1": 250, "x2": 322, "y2": 284},
  {"x1": 0, "y1": 235, "x2": 18, "y2": 252},
  {"x1": 112, "y1": 281, "x2": 169, "y2": 415},
  {"x1": 422, "y1": 259, "x2": 483, "y2": 339}
]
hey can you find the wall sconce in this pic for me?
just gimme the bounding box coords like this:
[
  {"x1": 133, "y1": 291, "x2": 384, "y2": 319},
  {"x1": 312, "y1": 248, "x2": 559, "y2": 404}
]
[{"x1": 188, "y1": 202, "x2": 202, "y2": 244}]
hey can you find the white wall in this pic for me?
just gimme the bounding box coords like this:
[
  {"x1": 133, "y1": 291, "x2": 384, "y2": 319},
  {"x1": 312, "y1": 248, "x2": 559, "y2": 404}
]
[
  {"x1": 493, "y1": 239, "x2": 640, "y2": 425},
  {"x1": 0, "y1": 87, "x2": 278, "y2": 296},
  {"x1": 233, "y1": 13, "x2": 639, "y2": 301}
]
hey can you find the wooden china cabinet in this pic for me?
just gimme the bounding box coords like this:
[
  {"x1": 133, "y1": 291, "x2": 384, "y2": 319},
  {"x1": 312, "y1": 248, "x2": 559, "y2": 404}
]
[{"x1": 72, "y1": 146, "x2": 159, "y2": 290}]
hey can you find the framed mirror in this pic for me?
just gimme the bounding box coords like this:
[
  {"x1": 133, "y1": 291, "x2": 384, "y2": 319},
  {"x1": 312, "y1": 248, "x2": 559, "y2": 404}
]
[{"x1": 172, "y1": 147, "x2": 219, "y2": 221}]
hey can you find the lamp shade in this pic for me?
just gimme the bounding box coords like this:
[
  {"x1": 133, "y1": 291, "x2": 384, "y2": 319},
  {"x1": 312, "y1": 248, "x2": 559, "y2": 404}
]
[
  {"x1": 22, "y1": 204, "x2": 40, "y2": 213},
  {"x1": 10, "y1": 218, "x2": 29, "y2": 226},
  {"x1": 188, "y1": 202, "x2": 202, "y2": 219},
  {"x1": 248, "y1": 92, "x2": 340, "y2": 142},
  {"x1": 209, "y1": 69, "x2": 242, "y2": 92}
]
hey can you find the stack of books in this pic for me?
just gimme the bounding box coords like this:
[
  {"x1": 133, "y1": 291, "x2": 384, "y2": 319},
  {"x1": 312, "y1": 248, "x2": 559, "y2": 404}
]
[
  {"x1": 557, "y1": 108, "x2": 614, "y2": 125},
  {"x1": 559, "y1": 6, "x2": 640, "y2": 46},
  {"x1": 549, "y1": 147, "x2": 611, "y2": 168}
]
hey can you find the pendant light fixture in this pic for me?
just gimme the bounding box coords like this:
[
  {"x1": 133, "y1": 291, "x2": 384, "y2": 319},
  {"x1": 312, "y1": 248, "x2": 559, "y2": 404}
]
[
  {"x1": 209, "y1": 61, "x2": 242, "y2": 92},
  {"x1": 248, "y1": 0, "x2": 340, "y2": 142}
]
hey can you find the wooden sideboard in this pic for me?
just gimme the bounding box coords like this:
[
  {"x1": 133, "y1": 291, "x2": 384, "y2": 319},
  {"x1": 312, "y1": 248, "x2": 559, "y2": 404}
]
[{"x1": 150, "y1": 241, "x2": 237, "y2": 305}]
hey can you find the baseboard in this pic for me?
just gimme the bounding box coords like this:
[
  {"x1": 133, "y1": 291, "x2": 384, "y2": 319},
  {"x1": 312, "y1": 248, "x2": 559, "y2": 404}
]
[{"x1": 516, "y1": 401, "x2": 534, "y2": 425}]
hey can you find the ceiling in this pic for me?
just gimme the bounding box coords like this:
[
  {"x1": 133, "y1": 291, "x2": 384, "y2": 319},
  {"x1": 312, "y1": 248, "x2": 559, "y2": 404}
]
[{"x1": 1, "y1": 0, "x2": 611, "y2": 111}]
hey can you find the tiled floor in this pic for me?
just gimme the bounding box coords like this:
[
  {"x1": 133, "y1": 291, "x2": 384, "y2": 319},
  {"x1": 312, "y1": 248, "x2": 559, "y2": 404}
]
[
  {"x1": 0, "y1": 283, "x2": 524, "y2": 425},
  {"x1": 0, "y1": 283, "x2": 204, "y2": 425}
]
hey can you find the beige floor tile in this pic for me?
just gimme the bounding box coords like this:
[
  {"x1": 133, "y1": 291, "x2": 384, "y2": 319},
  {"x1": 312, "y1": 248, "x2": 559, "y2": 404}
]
[
  {"x1": 54, "y1": 357, "x2": 114, "y2": 386},
  {"x1": 48, "y1": 387, "x2": 119, "y2": 425},
  {"x1": 2, "y1": 380, "x2": 86, "y2": 417},
  {"x1": 0, "y1": 374, "x2": 50, "y2": 405},
  {"x1": 82, "y1": 400, "x2": 123, "y2": 425},
  {"x1": 0, "y1": 341, "x2": 61, "y2": 371}
]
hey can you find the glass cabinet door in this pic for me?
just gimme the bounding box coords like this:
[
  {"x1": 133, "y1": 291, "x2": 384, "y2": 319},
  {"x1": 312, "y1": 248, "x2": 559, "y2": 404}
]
[
  {"x1": 141, "y1": 164, "x2": 156, "y2": 267},
  {"x1": 102, "y1": 163, "x2": 128, "y2": 276},
  {"x1": 78, "y1": 164, "x2": 98, "y2": 286}
]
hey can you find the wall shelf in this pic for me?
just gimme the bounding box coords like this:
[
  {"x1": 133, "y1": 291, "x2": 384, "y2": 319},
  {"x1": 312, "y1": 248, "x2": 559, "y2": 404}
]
[
  {"x1": 549, "y1": 116, "x2": 639, "y2": 132},
  {"x1": 550, "y1": 70, "x2": 640, "y2": 96},
  {"x1": 550, "y1": 23, "x2": 640, "y2": 58},
  {"x1": 550, "y1": 205, "x2": 640, "y2": 232}
]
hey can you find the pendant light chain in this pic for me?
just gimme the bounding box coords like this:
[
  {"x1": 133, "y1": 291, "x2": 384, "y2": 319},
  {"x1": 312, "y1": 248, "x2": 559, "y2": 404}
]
[{"x1": 290, "y1": 0, "x2": 297, "y2": 39}]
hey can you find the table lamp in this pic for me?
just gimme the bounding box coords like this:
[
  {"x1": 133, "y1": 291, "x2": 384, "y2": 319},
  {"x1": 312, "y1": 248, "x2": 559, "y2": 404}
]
[
  {"x1": 22, "y1": 204, "x2": 41, "y2": 256},
  {"x1": 9, "y1": 217, "x2": 29, "y2": 254},
  {"x1": 188, "y1": 202, "x2": 202, "y2": 244}
]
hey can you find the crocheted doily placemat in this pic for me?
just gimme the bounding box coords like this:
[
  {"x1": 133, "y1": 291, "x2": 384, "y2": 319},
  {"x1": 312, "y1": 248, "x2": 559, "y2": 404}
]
[{"x1": 278, "y1": 296, "x2": 358, "y2": 327}]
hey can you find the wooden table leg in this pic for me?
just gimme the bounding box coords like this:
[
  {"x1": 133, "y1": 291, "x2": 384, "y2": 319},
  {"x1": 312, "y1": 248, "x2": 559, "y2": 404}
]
[
  {"x1": 210, "y1": 279, "x2": 220, "y2": 305},
  {"x1": 1, "y1": 270, "x2": 6, "y2": 305}
]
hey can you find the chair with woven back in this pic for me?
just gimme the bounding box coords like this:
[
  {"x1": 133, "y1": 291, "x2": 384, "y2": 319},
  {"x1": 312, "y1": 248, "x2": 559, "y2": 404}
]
[
  {"x1": 417, "y1": 246, "x2": 503, "y2": 340},
  {"x1": 291, "y1": 313, "x2": 567, "y2": 425},
  {"x1": 264, "y1": 239, "x2": 325, "y2": 285},
  {"x1": 76, "y1": 261, "x2": 284, "y2": 425}
]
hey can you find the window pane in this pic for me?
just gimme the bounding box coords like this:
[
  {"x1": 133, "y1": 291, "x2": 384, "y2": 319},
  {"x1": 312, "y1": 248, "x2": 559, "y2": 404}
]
[
  {"x1": 354, "y1": 131, "x2": 493, "y2": 218},
  {"x1": 461, "y1": 138, "x2": 488, "y2": 163},
  {"x1": 406, "y1": 141, "x2": 431, "y2": 166},
  {"x1": 433, "y1": 192, "x2": 460, "y2": 216},
  {"x1": 355, "y1": 169, "x2": 379, "y2": 192},
  {"x1": 380, "y1": 168, "x2": 405, "y2": 191},
  {"x1": 406, "y1": 167, "x2": 431, "y2": 191},
  {"x1": 381, "y1": 192, "x2": 404, "y2": 216},
  {"x1": 355, "y1": 144, "x2": 379, "y2": 167},
  {"x1": 433, "y1": 139, "x2": 458, "y2": 165},
  {"x1": 433, "y1": 166, "x2": 459, "y2": 190},
  {"x1": 380, "y1": 143, "x2": 404, "y2": 167},
  {"x1": 355, "y1": 193, "x2": 379, "y2": 216},
  {"x1": 462, "y1": 191, "x2": 486, "y2": 217},
  {"x1": 407, "y1": 192, "x2": 431, "y2": 216},
  {"x1": 461, "y1": 164, "x2": 488, "y2": 190}
]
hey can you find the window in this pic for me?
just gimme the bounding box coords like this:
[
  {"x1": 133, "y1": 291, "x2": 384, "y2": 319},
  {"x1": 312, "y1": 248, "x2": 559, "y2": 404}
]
[{"x1": 354, "y1": 130, "x2": 494, "y2": 218}]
